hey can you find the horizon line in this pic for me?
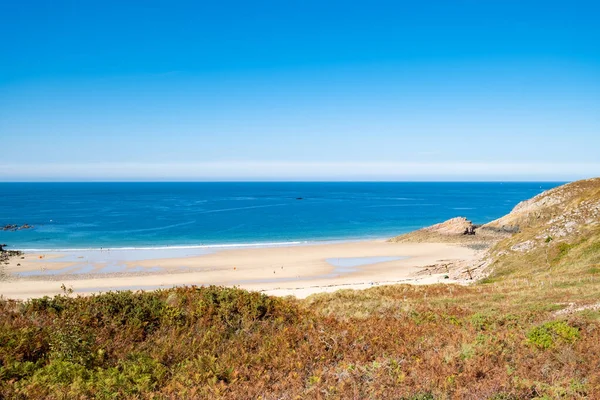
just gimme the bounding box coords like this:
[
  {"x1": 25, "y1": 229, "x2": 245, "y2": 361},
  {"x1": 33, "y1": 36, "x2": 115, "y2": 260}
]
[{"x1": 0, "y1": 179, "x2": 574, "y2": 183}]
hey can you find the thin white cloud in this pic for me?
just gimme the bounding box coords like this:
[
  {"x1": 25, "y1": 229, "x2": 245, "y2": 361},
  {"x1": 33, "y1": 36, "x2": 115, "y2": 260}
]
[{"x1": 1, "y1": 161, "x2": 599, "y2": 181}]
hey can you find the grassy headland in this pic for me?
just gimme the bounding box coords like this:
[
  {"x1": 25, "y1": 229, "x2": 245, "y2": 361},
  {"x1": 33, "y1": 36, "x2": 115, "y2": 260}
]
[{"x1": 1, "y1": 179, "x2": 599, "y2": 399}]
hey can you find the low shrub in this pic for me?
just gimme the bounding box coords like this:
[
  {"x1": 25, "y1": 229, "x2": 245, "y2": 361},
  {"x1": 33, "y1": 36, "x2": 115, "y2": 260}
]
[
  {"x1": 0, "y1": 284, "x2": 598, "y2": 398},
  {"x1": 527, "y1": 320, "x2": 580, "y2": 349}
]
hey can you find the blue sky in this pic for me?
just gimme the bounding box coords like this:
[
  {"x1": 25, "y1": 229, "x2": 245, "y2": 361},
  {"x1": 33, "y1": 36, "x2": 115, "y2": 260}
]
[{"x1": 1, "y1": 0, "x2": 599, "y2": 181}]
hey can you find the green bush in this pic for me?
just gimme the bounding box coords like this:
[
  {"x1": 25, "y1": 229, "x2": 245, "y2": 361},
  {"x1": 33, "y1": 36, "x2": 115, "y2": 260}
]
[
  {"x1": 29, "y1": 359, "x2": 89, "y2": 385},
  {"x1": 527, "y1": 320, "x2": 580, "y2": 349}
]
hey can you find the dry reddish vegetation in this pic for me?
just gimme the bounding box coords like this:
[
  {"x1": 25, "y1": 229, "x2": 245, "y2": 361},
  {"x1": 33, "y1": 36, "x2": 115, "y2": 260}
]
[{"x1": 1, "y1": 282, "x2": 598, "y2": 399}]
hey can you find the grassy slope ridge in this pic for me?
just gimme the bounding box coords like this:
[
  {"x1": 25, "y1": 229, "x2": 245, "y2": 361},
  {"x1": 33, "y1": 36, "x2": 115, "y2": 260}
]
[
  {"x1": 1, "y1": 179, "x2": 600, "y2": 399},
  {"x1": 483, "y1": 178, "x2": 600, "y2": 282}
]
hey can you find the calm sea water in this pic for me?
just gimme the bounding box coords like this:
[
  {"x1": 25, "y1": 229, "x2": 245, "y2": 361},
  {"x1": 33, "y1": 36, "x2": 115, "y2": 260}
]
[{"x1": 0, "y1": 182, "x2": 561, "y2": 250}]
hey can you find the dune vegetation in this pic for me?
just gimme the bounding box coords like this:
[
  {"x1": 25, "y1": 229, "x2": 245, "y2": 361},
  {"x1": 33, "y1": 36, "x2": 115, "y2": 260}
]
[{"x1": 1, "y1": 179, "x2": 599, "y2": 399}]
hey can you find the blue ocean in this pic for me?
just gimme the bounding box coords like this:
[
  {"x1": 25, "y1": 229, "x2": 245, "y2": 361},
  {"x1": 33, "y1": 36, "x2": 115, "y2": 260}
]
[{"x1": 0, "y1": 182, "x2": 561, "y2": 250}]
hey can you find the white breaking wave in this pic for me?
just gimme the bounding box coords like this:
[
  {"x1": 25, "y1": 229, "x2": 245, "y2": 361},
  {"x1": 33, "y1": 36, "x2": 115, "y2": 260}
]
[{"x1": 15, "y1": 240, "x2": 313, "y2": 252}]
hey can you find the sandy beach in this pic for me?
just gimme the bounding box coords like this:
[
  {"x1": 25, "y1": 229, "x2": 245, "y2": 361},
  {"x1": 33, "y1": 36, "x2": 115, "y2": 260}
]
[{"x1": 0, "y1": 240, "x2": 479, "y2": 300}]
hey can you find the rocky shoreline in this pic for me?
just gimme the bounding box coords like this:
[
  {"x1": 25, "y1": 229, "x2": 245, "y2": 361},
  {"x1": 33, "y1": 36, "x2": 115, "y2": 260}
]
[{"x1": 0, "y1": 245, "x2": 23, "y2": 279}]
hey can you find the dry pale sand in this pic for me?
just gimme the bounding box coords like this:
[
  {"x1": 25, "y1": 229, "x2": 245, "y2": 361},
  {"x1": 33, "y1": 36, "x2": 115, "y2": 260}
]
[{"x1": 0, "y1": 240, "x2": 479, "y2": 300}]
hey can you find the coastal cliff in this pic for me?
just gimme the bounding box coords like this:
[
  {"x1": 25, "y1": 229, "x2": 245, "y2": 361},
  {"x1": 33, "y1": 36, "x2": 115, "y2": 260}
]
[
  {"x1": 483, "y1": 177, "x2": 600, "y2": 280},
  {"x1": 388, "y1": 178, "x2": 600, "y2": 281}
]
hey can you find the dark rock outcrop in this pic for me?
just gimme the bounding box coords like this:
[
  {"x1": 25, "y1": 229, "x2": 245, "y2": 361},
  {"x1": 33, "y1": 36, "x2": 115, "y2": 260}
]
[
  {"x1": 2, "y1": 224, "x2": 34, "y2": 231},
  {"x1": 0, "y1": 244, "x2": 22, "y2": 265}
]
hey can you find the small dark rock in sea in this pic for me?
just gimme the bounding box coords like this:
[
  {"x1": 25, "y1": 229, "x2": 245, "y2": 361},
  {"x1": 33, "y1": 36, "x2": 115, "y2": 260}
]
[
  {"x1": 296, "y1": 197, "x2": 304, "y2": 200},
  {"x1": 2, "y1": 224, "x2": 34, "y2": 232}
]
